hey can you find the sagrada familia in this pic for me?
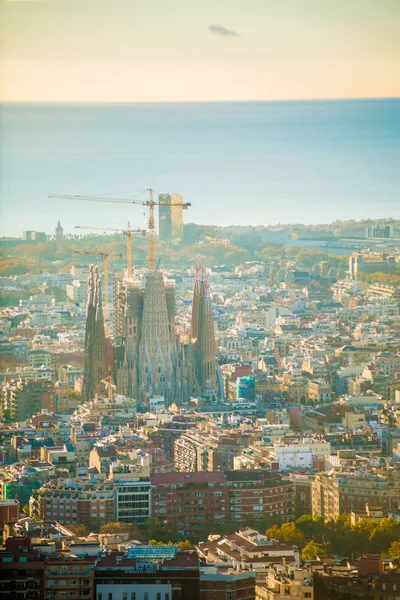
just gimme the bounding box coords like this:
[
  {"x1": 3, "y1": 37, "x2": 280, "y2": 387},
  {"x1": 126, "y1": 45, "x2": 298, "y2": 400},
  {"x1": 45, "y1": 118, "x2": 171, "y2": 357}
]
[{"x1": 82, "y1": 258, "x2": 219, "y2": 405}]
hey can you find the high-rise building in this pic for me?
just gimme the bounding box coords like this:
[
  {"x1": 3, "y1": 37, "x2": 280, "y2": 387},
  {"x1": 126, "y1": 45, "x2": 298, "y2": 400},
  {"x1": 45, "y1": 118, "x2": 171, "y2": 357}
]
[
  {"x1": 191, "y1": 257, "x2": 218, "y2": 394},
  {"x1": 158, "y1": 193, "x2": 184, "y2": 242},
  {"x1": 82, "y1": 265, "x2": 107, "y2": 402}
]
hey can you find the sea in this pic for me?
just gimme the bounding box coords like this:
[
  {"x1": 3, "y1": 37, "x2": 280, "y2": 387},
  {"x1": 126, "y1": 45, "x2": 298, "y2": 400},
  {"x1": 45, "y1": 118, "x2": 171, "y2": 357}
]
[{"x1": 0, "y1": 99, "x2": 399, "y2": 238}]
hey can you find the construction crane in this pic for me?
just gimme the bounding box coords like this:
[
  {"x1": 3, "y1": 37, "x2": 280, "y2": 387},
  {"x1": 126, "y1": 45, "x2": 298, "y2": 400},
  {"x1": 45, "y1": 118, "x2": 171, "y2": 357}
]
[
  {"x1": 49, "y1": 189, "x2": 191, "y2": 271},
  {"x1": 73, "y1": 246, "x2": 122, "y2": 325},
  {"x1": 101, "y1": 376, "x2": 116, "y2": 401},
  {"x1": 75, "y1": 222, "x2": 146, "y2": 278}
]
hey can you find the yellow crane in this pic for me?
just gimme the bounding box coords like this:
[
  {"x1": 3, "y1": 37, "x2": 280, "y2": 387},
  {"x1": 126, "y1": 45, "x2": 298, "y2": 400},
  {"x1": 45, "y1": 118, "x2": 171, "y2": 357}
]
[
  {"x1": 73, "y1": 245, "x2": 122, "y2": 326},
  {"x1": 75, "y1": 222, "x2": 146, "y2": 278},
  {"x1": 49, "y1": 189, "x2": 191, "y2": 271}
]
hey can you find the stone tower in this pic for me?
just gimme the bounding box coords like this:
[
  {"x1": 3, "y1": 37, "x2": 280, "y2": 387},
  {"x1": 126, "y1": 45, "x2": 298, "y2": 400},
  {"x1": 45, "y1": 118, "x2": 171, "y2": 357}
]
[
  {"x1": 137, "y1": 271, "x2": 176, "y2": 403},
  {"x1": 191, "y1": 257, "x2": 218, "y2": 393},
  {"x1": 115, "y1": 275, "x2": 144, "y2": 397},
  {"x1": 55, "y1": 220, "x2": 63, "y2": 244},
  {"x1": 82, "y1": 265, "x2": 107, "y2": 402}
]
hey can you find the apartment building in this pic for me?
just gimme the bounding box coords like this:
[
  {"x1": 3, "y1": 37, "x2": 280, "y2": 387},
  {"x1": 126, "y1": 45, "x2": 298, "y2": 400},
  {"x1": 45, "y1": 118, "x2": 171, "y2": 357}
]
[
  {"x1": 256, "y1": 564, "x2": 313, "y2": 600},
  {"x1": 32, "y1": 478, "x2": 115, "y2": 526},
  {"x1": 94, "y1": 546, "x2": 199, "y2": 600},
  {"x1": 0, "y1": 536, "x2": 45, "y2": 598},
  {"x1": 174, "y1": 425, "x2": 250, "y2": 472},
  {"x1": 150, "y1": 416, "x2": 197, "y2": 461},
  {"x1": 109, "y1": 462, "x2": 151, "y2": 526},
  {"x1": 152, "y1": 470, "x2": 293, "y2": 538},
  {"x1": 44, "y1": 554, "x2": 96, "y2": 600},
  {"x1": 197, "y1": 528, "x2": 299, "y2": 586},
  {"x1": 1, "y1": 378, "x2": 55, "y2": 421},
  {"x1": 312, "y1": 468, "x2": 400, "y2": 521},
  {"x1": 200, "y1": 566, "x2": 256, "y2": 600},
  {"x1": 307, "y1": 379, "x2": 331, "y2": 404}
]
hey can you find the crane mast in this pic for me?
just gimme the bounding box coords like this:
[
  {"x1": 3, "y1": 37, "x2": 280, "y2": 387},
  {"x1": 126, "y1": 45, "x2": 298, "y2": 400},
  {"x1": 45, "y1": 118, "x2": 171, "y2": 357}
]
[
  {"x1": 75, "y1": 222, "x2": 146, "y2": 278},
  {"x1": 50, "y1": 188, "x2": 191, "y2": 271}
]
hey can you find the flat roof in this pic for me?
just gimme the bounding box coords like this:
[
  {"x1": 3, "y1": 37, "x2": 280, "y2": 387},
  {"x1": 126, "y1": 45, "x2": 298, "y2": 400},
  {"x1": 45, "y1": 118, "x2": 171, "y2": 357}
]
[{"x1": 126, "y1": 546, "x2": 178, "y2": 560}]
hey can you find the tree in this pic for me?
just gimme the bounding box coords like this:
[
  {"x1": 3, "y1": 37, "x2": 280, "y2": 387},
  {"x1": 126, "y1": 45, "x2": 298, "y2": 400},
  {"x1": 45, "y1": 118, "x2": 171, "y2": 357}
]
[
  {"x1": 388, "y1": 541, "x2": 400, "y2": 560},
  {"x1": 178, "y1": 540, "x2": 195, "y2": 551},
  {"x1": 301, "y1": 540, "x2": 327, "y2": 561},
  {"x1": 296, "y1": 515, "x2": 326, "y2": 541},
  {"x1": 67, "y1": 524, "x2": 89, "y2": 537},
  {"x1": 100, "y1": 521, "x2": 146, "y2": 542},
  {"x1": 267, "y1": 522, "x2": 305, "y2": 549}
]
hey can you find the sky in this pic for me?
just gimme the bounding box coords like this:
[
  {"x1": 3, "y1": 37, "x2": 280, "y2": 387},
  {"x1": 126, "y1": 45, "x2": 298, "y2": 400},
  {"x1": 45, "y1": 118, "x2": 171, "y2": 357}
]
[{"x1": 0, "y1": 0, "x2": 399, "y2": 102}]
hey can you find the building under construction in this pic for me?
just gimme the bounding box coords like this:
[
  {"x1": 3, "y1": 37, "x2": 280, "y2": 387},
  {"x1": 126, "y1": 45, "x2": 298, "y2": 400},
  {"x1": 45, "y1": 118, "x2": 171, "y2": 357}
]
[{"x1": 114, "y1": 257, "x2": 219, "y2": 406}]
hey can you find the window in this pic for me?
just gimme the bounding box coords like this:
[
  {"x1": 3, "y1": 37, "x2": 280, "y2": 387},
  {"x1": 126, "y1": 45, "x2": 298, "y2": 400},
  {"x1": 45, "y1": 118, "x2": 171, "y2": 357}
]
[
  {"x1": 122, "y1": 594, "x2": 127, "y2": 600},
  {"x1": 157, "y1": 594, "x2": 161, "y2": 600},
  {"x1": 144, "y1": 594, "x2": 149, "y2": 600},
  {"x1": 108, "y1": 594, "x2": 112, "y2": 600},
  {"x1": 97, "y1": 595, "x2": 102, "y2": 600},
  {"x1": 130, "y1": 594, "x2": 136, "y2": 600}
]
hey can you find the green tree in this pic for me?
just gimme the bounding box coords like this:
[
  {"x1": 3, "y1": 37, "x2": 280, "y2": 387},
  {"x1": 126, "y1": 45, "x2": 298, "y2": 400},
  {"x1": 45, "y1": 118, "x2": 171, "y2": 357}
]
[
  {"x1": 296, "y1": 515, "x2": 325, "y2": 541},
  {"x1": 99, "y1": 521, "x2": 145, "y2": 542},
  {"x1": 301, "y1": 540, "x2": 327, "y2": 561},
  {"x1": 267, "y1": 522, "x2": 305, "y2": 549},
  {"x1": 67, "y1": 524, "x2": 89, "y2": 537},
  {"x1": 388, "y1": 541, "x2": 400, "y2": 560}
]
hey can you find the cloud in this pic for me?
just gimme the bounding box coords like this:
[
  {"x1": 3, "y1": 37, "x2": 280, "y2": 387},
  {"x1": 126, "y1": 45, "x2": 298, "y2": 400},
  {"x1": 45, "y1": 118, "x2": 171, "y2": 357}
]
[{"x1": 209, "y1": 24, "x2": 240, "y2": 37}]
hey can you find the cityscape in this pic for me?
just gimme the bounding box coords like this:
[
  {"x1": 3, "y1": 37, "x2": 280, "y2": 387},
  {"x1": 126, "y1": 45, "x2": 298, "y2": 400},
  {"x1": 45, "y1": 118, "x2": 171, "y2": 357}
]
[
  {"x1": 1, "y1": 0, "x2": 400, "y2": 599},
  {"x1": 0, "y1": 202, "x2": 400, "y2": 599}
]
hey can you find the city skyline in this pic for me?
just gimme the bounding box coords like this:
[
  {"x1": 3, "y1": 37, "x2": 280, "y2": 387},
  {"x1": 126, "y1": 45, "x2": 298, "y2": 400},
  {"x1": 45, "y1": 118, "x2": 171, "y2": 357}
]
[{"x1": 1, "y1": 0, "x2": 399, "y2": 103}]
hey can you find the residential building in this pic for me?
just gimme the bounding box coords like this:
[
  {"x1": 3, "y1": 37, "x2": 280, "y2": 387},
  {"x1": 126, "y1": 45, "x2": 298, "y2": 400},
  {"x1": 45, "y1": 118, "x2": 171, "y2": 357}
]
[
  {"x1": 0, "y1": 499, "x2": 20, "y2": 528},
  {"x1": 28, "y1": 349, "x2": 52, "y2": 368},
  {"x1": 0, "y1": 536, "x2": 45, "y2": 598},
  {"x1": 200, "y1": 565, "x2": 256, "y2": 600},
  {"x1": 256, "y1": 564, "x2": 313, "y2": 600},
  {"x1": 44, "y1": 553, "x2": 96, "y2": 600},
  {"x1": 152, "y1": 471, "x2": 293, "y2": 538},
  {"x1": 94, "y1": 546, "x2": 200, "y2": 600},
  {"x1": 109, "y1": 461, "x2": 152, "y2": 526},
  {"x1": 312, "y1": 468, "x2": 400, "y2": 521},
  {"x1": 197, "y1": 528, "x2": 300, "y2": 586},
  {"x1": 31, "y1": 478, "x2": 115, "y2": 526}
]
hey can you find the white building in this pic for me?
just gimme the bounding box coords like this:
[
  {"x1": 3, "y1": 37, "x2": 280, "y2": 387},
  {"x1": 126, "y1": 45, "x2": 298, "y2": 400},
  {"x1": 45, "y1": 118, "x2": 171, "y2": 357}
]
[
  {"x1": 66, "y1": 279, "x2": 88, "y2": 302},
  {"x1": 109, "y1": 461, "x2": 151, "y2": 526}
]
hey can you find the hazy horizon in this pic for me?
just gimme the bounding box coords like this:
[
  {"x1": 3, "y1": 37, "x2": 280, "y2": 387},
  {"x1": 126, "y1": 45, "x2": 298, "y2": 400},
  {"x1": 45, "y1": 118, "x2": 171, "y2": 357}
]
[
  {"x1": 2, "y1": 96, "x2": 400, "y2": 105},
  {"x1": 1, "y1": 99, "x2": 399, "y2": 237}
]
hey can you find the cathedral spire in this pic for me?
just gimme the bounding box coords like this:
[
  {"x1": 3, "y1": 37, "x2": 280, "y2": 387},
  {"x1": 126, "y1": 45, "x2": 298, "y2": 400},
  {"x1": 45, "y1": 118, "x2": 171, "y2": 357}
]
[
  {"x1": 191, "y1": 257, "x2": 217, "y2": 394},
  {"x1": 82, "y1": 265, "x2": 107, "y2": 402}
]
